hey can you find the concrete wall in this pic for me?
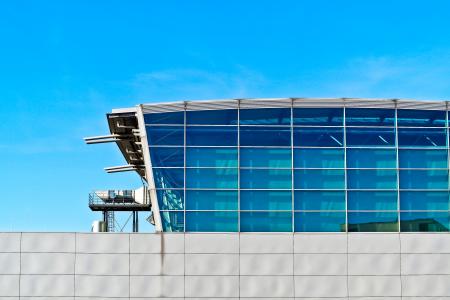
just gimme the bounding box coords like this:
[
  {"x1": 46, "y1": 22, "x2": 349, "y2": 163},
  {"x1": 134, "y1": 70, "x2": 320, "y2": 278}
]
[{"x1": 1, "y1": 232, "x2": 450, "y2": 299}]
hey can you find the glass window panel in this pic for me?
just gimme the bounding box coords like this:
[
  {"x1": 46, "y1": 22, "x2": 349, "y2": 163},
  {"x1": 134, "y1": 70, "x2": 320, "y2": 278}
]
[
  {"x1": 293, "y1": 108, "x2": 343, "y2": 126},
  {"x1": 345, "y1": 108, "x2": 395, "y2": 126},
  {"x1": 399, "y1": 149, "x2": 448, "y2": 169},
  {"x1": 346, "y1": 127, "x2": 395, "y2": 147},
  {"x1": 240, "y1": 190, "x2": 292, "y2": 210},
  {"x1": 400, "y1": 191, "x2": 449, "y2": 211},
  {"x1": 186, "y1": 126, "x2": 237, "y2": 146},
  {"x1": 240, "y1": 126, "x2": 291, "y2": 146},
  {"x1": 294, "y1": 170, "x2": 345, "y2": 189},
  {"x1": 185, "y1": 212, "x2": 238, "y2": 232},
  {"x1": 240, "y1": 108, "x2": 291, "y2": 125},
  {"x1": 347, "y1": 170, "x2": 397, "y2": 189},
  {"x1": 294, "y1": 148, "x2": 344, "y2": 168},
  {"x1": 399, "y1": 170, "x2": 448, "y2": 189},
  {"x1": 240, "y1": 212, "x2": 292, "y2": 232},
  {"x1": 294, "y1": 191, "x2": 345, "y2": 210},
  {"x1": 186, "y1": 190, "x2": 238, "y2": 210},
  {"x1": 161, "y1": 211, "x2": 184, "y2": 232},
  {"x1": 398, "y1": 128, "x2": 447, "y2": 147},
  {"x1": 397, "y1": 109, "x2": 446, "y2": 127},
  {"x1": 348, "y1": 212, "x2": 398, "y2": 232},
  {"x1": 147, "y1": 126, "x2": 184, "y2": 146},
  {"x1": 293, "y1": 127, "x2": 344, "y2": 147},
  {"x1": 240, "y1": 148, "x2": 291, "y2": 168},
  {"x1": 150, "y1": 147, "x2": 184, "y2": 167},
  {"x1": 347, "y1": 191, "x2": 398, "y2": 211},
  {"x1": 295, "y1": 212, "x2": 346, "y2": 232},
  {"x1": 346, "y1": 149, "x2": 397, "y2": 168},
  {"x1": 144, "y1": 112, "x2": 184, "y2": 125},
  {"x1": 157, "y1": 189, "x2": 184, "y2": 210},
  {"x1": 241, "y1": 169, "x2": 292, "y2": 189},
  {"x1": 186, "y1": 168, "x2": 238, "y2": 189},
  {"x1": 186, "y1": 109, "x2": 238, "y2": 125},
  {"x1": 153, "y1": 168, "x2": 184, "y2": 189},
  {"x1": 401, "y1": 212, "x2": 450, "y2": 232},
  {"x1": 186, "y1": 148, "x2": 238, "y2": 167}
]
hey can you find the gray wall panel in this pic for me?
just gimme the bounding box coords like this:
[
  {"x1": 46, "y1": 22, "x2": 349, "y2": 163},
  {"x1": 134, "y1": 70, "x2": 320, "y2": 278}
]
[
  {"x1": 294, "y1": 233, "x2": 347, "y2": 253},
  {"x1": 0, "y1": 233, "x2": 20, "y2": 252},
  {"x1": 131, "y1": 253, "x2": 184, "y2": 275},
  {"x1": 402, "y1": 275, "x2": 450, "y2": 296},
  {"x1": 240, "y1": 254, "x2": 293, "y2": 275},
  {"x1": 130, "y1": 275, "x2": 184, "y2": 298},
  {"x1": 348, "y1": 275, "x2": 401, "y2": 297},
  {"x1": 0, "y1": 275, "x2": 19, "y2": 296},
  {"x1": 21, "y1": 233, "x2": 75, "y2": 253},
  {"x1": 75, "y1": 275, "x2": 129, "y2": 297},
  {"x1": 21, "y1": 253, "x2": 74, "y2": 275},
  {"x1": 185, "y1": 275, "x2": 239, "y2": 298},
  {"x1": 185, "y1": 233, "x2": 238, "y2": 253},
  {"x1": 348, "y1": 254, "x2": 400, "y2": 275},
  {"x1": 294, "y1": 275, "x2": 347, "y2": 298},
  {"x1": 75, "y1": 253, "x2": 129, "y2": 275},
  {"x1": 401, "y1": 234, "x2": 450, "y2": 253},
  {"x1": 402, "y1": 253, "x2": 450, "y2": 275},
  {"x1": 20, "y1": 274, "x2": 74, "y2": 297},
  {"x1": 294, "y1": 253, "x2": 347, "y2": 275},
  {"x1": 240, "y1": 233, "x2": 293, "y2": 253},
  {"x1": 0, "y1": 253, "x2": 20, "y2": 274},
  {"x1": 76, "y1": 233, "x2": 129, "y2": 254},
  {"x1": 348, "y1": 233, "x2": 400, "y2": 253},
  {"x1": 186, "y1": 253, "x2": 238, "y2": 275},
  {"x1": 240, "y1": 276, "x2": 294, "y2": 298},
  {"x1": 130, "y1": 233, "x2": 184, "y2": 254}
]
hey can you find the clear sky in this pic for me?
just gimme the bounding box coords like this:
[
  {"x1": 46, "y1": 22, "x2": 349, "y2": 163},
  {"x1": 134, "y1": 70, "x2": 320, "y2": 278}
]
[{"x1": 1, "y1": 1, "x2": 450, "y2": 232}]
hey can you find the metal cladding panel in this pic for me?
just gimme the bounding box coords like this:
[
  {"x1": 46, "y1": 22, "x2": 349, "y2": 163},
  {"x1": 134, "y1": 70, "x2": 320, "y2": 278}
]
[
  {"x1": 240, "y1": 253, "x2": 293, "y2": 275},
  {"x1": 76, "y1": 233, "x2": 129, "y2": 253},
  {"x1": 348, "y1": 275, "x2": 402, "y2": 297},
  {"x1": 0, "y1": 253, "x2": 20, "y2": 274},
  {"x1": 185, "y1": 276, "x2": 239, "y2": 298},
  {"x1": 75, "y1": 253, "x2": 129, "y2": 275},
  {"x1": 0, "y1": 233, "x2": 20, "y2": 252},
  {"x1": 130, "y1": 275, "x2": 184, "y2": 297},
  {"x1": 185, "y1": 233, "x2": 238, "y2": 253},
  {"x1": 0, "y1": 275, "x2": 19, "y2": 296},
  {"x1": 130, "y1": 233, "x2": 184, "y2": 253},
  {"x1": 240, "y1": 276, "x2": 294, "y2": 298},
  {"x1": 294, "y1": 275, "x2": 347, "y2": 297},
  {"x1": 21, "y1": 232, "x2": 75, "y2": 253},
  {"x1": 294, "y1": 253, "x2": 347, "y2": 275},
  {"x1": 130, "y1": 253, "x2": 184, "y2": 275},
  {"x1": 402, "y1": 253, "x2": 450, "y2": 275},
  {"x1": 186, "y1": 253, "x2": 239, "y2": 275},
  {"x1": 75, "y1": 275, "x2": 129, "y2": 297},
  {"x1": 348, "y1": 233, "x2": 400, "y2": 253},
  {"x1": 21, "y1": 253, "x2": 74, "y2": 275},
  {"x1": 348, "y1": 253, "x2": 400, "y2": 275},
  {"x1": 186, "y1": 99, "x2": 238, "y2": 111},
  {"x1": 21, "y1": 275, "x2": 74, "y2": 297},
  {"x1": 402, "y1": 275, "x2": 450, "y2": 296}
]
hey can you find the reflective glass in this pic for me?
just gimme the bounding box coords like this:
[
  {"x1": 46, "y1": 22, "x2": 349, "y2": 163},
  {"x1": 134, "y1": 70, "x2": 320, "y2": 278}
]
[
  {"x1": 398, "y1": 128, "x2": 447, "y2": 147},
  {"x1": 399, "y1": 170, "x2": 448, "y2": 189},
  {"x1": 241, "y1": 169, "x2": 292, "y2": 189},
  {"x1": 153, "y1": 168, "x2": 184, "y2": 189},
  {"x1": 346, "y1": 149, "x2": 397, "y2": 168},
  {"x1": 186, "y1": 126, "x2": 237, "y2": 146},
  {"x1": 294, "y1": 169, "x2": 345, "y2": 189},
  {"x1": 240, "y1": 108, "x2": 291, "y2": 125},
  {"x1": 240, "y1": 148, "x2": 291, "y2": 168},
  {"x1": 186, "y1": 109, "x2": 238, "y2": 125},
  {"x1": 348, "y1": 212, "x2": 398, "y2": 232},
  {"x1": 293, "y1": 127, "x2": 344, "y2": 147},
  {"x1": 144, "y1": 111, "x2": 184, "y2": 125},
  {"x1": 347, "y1": 169, "x2": 397, "y2": 189},
  {"x1": 186, "y1": 168, "x2": 238, "y2": 189},
  {"x1": 346, "y1": 127, "x2": 395, "y2": 147},
  {"x1": 240, "y1": 190, "x2": 292, "y2": 210},
  {"x1": 399, "y1": 149, "x2": 448, "y2": 169},
  {"x1": 347, "y1": 191, "x2": 398, "y2": 211},
  {"x1": 186, "y1": 212, "x2": 238, "y2": 232},
  {"x1": 186, "y1": 190, "x2": 238, "y2": 210},
  {"x1": 157, "y1": 189, "x2": 184, "y2": 210},
  {"x1": 294, "y1": 191, "x2": 345, "y2": 210},
  {"x1": 293, "y1": 108, "x2": 343, "y2": 126},
  {"x1": 186, "y1": 148, "x2": 238, "y2": 167},
  {"x1": 294, "y1": 148, "x2": 344, "y2": 168},
  {"x1": 147, "y1": 126, "x2": 184, "y2": 146},
  {"x1": 240, "y1": 212, "x2": 292, "y2": 232},
  {"x1": 150, "y1": 147, "x2": 184, "y2": 167},
  {"x1": 400, "y1": 191, "x2": 450, "y2": 210},
  {"x1": 401, "y1": 212, "x2": 450, "y2": 232},
  {"x1": 345, "y1": 108, "x2": 395, "y2": 126},
  {"x1": 295, "y1": 212, "x2": 346, "y2": 232},
  {"x1": 161, "y1": 211, "x2": 184, "y2": 232},
  {"x1": 397, "y1": 109, "x2": 446, "y2": 127},
  {"x1": 240, "y1": 126, "x2": 291, "y2": 146}
]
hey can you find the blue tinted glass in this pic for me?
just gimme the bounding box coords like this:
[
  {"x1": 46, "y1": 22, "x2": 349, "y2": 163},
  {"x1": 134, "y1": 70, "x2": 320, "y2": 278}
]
[
  {"x1": 346, "y1": 127, "x2": 395, "y2": 147},
  {"x1": 294, "y1": 170, "x2": 345, "y2": 189},
  {"x1": 150, "y1": 147, "x2": 184, "y2": 167},
  {"x1": 161, "y1": 211, "x2": 184, "y2": 232},
  {"x1": 399, "y1": 149, "x2": 448, "y2": 168},
  {"x1": 348, "y1": 212, "x2": 398, "y2": 232},
  {"x1": 397, "y1": 109, "x2": 446, "y2": 127},
  {"x1": 401, "y1": 212, "x2": 449, "y2": 232},
  {"x1": 186, "y1": 212, "x2": 238, "y2": 232},
  {"x1": 295, "y1": 212, "x2": 346, "y2": 232},
  {"x1": 347, "y1": 191, "x2": 398, "y2": 211},
  {"x1": 400, "y1": 170, "x2": 448, "y2": 189},
  {"x1": 347, "y1": 170, "x2": 397, "y2": 189},
  {"x1": 240, "y1": 148, "x2": 291, "y2": 168},
  {"x1": 144, "y1": 112, "x2": 184, "y2": 125},
  {"x1": 293, "y1": 127, "x2": 344, "y2": 147},
  {"x1": 153, "y1": 168, "x2": 184, "y2": 189},
  {"x1": 147, "y1": 126, "x2": 184, "y2": 146},
  {"x1": 240, "y1": 190, "x2": 292, "y2": 210},
  {"x1": 187, "y1": 109, "x2": 238, "y2": 125},
  {"x1": 186, "y1": 148, "x2": 238, "y2": 167},
  {"x1": 400, "y1": 191, "x2": 449, "y2": 210},
  {"x1": 345, "y1": 108, "x2": 395, "y2": 126},
  {"x1": 294, "y1": 191, "x2": 345, "y2": 210},
  {"x1": 157, "y1": 189, "x2": 184, "y2": 210},
  {"x1": 186, "y1": 190, "x2": 238, "y2": 210},
  {"x1": 240, "y1": 126, "x2": 291, "y2": 146},
  {"x1": 346, "y1": 149, "x2": 397, "y2": 168},
  {"x1": 186, "y1": 168, "x2": 238, "y2": 189},
  {"x1": 240, "y1": 169, "x2": 292, "y2": 189},
  {"x1": 398, "y1": 128, "x2": 447, "y2": 147},
  {"x1": 240, "y1": 108, "x2": 291, "y2": 125},
  {"x1": 293, "y1": 108, "x2": 343, "y2": 126},
  {"x1": 186, "y1": 126, "x2": 237, "y2": 146},
  {"x1": 294, "y1": 148, "x2": 344, "y2": 168},
  {"x1": 240, "y1": 212, "x2": 292, "y2": 232}
]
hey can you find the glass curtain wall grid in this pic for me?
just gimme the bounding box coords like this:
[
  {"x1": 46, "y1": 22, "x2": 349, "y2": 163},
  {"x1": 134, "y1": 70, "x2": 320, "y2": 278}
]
[{"x1": 145, "y1": 103, "x2": 450, "y2": 232}]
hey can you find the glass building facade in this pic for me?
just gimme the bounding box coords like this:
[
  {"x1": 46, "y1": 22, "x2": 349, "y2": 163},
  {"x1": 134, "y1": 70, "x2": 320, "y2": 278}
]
[{"x1": 144, "y1": 100, "x2": 450, "y2": 232}]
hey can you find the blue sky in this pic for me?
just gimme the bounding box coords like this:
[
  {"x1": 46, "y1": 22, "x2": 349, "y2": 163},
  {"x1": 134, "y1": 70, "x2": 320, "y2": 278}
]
[{"x1": 1, "y1": 1, "x2": 450, "y2": 231}]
